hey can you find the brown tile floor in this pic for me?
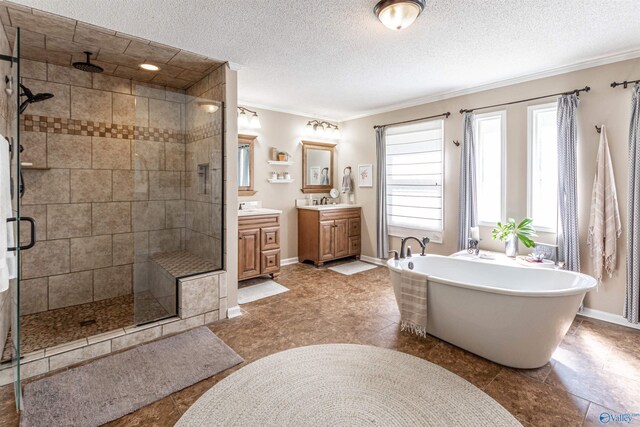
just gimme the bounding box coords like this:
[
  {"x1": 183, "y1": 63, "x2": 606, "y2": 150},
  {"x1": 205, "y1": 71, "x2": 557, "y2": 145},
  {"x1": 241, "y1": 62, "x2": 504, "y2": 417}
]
[{"x1": 1, "y1": 261, "x2": 640, "y2": 426}]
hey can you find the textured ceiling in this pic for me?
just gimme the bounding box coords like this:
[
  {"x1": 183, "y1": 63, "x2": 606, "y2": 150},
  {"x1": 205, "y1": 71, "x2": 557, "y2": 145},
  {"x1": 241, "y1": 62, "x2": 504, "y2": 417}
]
[
  {"x1": 0, "y1": 1, "x2": 224, "y2": 90},
  {"x1": 8, "y1": 0, "x2": 640, "y2": 120}
]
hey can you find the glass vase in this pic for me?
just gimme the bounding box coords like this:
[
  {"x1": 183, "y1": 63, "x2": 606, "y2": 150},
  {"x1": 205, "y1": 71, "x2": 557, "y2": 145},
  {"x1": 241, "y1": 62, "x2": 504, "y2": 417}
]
[{"x1": 505, "y1": 234, "x2": 518, "y2": 257}]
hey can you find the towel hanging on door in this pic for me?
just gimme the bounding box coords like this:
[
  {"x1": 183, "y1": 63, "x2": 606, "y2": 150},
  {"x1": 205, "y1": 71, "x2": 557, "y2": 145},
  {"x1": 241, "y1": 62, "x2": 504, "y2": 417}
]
[
  {"x1": 0, "y1": 135, "x2": 16, "y2": 293},
  {"x1": 588, "y1": 125, "x2": 621, "y2": 283}
]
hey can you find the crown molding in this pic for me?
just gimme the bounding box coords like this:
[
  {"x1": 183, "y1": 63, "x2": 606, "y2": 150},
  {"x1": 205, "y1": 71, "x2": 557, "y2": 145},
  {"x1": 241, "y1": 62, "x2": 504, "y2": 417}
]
[
  {"x1": 236, "y1": 100, "x2": 341, "y2": 123},
  {"x1": 338, "y1": 48, "x2": 640, "y2": 122},
  {"x1": 241, "y1": 48, "x2": 640, "y2": 123}
]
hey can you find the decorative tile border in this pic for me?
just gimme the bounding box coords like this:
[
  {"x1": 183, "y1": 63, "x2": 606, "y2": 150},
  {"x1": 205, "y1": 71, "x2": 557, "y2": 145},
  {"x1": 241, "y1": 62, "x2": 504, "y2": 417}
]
[
  {"x1": 185, "y1": 121, "x2": 223, "y2": 143},
  {"x1": 21, "y1": 115, "x2": 185, "y2": 144}
]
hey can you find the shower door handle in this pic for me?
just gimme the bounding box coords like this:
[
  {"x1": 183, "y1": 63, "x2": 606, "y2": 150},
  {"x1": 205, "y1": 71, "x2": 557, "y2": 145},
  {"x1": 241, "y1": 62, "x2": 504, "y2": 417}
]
[{"x1": 7, "y1": 216, "x2": 36, "y2": 251}]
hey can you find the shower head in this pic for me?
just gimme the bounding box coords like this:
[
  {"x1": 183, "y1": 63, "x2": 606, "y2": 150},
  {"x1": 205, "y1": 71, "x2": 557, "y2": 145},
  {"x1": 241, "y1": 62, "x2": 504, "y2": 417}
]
[
  {"x1": 19, "y1": 84, "x2": 54, "y2": 114},
  {"x1": 73, "y1": 51, "x2": 104, "y2": 73}
]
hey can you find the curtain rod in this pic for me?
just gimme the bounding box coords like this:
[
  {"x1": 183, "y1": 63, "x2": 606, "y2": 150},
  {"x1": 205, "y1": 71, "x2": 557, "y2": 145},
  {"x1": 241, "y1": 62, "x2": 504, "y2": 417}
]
[
  {"x1": 611, "y1": 79, "x2": 640, "y2": 89},
  {"x1": 459, "y1": 86, "x2": 591, "y2": 114},
  {"x1": 373, "y1": 112, "x2": 450, "y2": 129}
]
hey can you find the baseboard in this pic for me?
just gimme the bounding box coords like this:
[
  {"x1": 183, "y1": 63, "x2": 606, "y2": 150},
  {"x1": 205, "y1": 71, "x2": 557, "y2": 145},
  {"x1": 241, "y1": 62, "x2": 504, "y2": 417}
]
[
  {"x1": 579, "y1": 307, "x2": 640, "y2": 330},
  {"x1": 280, "y1": 257, "x2": 298, "y2": 266},
  {"x1": 359, "y1": 255, "x2": 388, "y2": 267},
  {"x1": 227, "y1": 305, "x2": 242, "y2": 318}
]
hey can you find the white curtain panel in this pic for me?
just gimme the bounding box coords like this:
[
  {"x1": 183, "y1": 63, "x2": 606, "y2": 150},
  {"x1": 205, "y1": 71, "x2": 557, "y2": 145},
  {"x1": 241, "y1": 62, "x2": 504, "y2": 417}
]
[
  {"x1": 625, "y1": 84, "x2": 640, "y2": 324},
  {"x1": 457, "y1": 112, "x2": 477, "y2": 251},
  {"x1": 557, "y1": 94, "x2": 581, "y2": 272},
  {"x1": 376, "y1": 127, "x2": 389, "y2": 259}
]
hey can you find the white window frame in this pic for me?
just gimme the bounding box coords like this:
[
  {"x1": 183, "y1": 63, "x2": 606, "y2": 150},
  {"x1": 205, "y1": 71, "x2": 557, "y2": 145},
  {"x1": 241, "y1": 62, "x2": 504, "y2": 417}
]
[
  {"x1": 527, "y1": 102, "x2": 558, "y2": 233},
  {"x1": 386, "y1": 119, "x2": 445, "y2": 244},
  {"x1": 474, "y1": 110, "x2": 506, "y2": 227}
]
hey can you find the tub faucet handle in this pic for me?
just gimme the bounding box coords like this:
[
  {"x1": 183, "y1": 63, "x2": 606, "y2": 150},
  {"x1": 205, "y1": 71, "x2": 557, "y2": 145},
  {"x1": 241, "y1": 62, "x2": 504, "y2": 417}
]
[
  {"x1": 406, "y1": 246, "x2": 412, "y2": 257},
  {"x1": 388, "y1": 250, "x2": 399, "y2": 261}
]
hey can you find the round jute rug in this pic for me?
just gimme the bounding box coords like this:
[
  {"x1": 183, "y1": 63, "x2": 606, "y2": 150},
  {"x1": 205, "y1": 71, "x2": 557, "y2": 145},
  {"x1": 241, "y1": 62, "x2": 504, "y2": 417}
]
[{"x1": 176, "y1": 344, "x2": 521, "y2": 427}]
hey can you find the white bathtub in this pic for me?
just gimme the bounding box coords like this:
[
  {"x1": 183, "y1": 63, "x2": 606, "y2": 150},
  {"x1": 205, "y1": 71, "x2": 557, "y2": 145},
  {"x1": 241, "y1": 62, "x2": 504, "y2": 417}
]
[{"x1": 387, "y1": 254, "x2": 597, "y2": 369}]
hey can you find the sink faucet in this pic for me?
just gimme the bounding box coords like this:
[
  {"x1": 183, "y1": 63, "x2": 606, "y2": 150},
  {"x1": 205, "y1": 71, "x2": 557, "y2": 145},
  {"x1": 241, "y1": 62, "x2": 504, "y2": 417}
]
[
  {"x1": 399, "y1": 237, "x2": 430, "y2": 258},
  {"x1": 320, "y1": 196, "x2": 328, "y2": 205}
]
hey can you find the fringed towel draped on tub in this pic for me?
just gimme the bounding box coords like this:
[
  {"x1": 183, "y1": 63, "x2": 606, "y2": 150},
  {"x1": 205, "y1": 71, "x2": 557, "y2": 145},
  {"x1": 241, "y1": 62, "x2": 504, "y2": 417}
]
[
  {"x1": 625, "y1": 84, "x2": 640, "y2": 324},
  {"x1": 588, "y1": 125, "x2": 621, "y2": 283},
  {"x1": 400, "y1": 268, "x2": 428, "y2": 337}
]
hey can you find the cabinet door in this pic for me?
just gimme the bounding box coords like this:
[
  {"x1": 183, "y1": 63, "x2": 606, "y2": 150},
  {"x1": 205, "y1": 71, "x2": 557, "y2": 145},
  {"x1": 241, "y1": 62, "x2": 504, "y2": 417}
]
[
  {"x1": 349, "y1": 236, "x2": 361, "y2": 256},
  {"x1": 334, "y1": 219, "x2": 349, "y2": 258},
  {"x1": 239, "y1": 228, "x2": 260, "y2": 279},
  {"x1": 319, "y1": 220, "x2": 335, "y2": 260}
]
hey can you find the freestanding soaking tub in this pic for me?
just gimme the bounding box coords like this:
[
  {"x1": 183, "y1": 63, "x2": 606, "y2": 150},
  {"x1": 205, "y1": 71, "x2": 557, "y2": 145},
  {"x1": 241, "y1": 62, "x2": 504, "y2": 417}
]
[{"x1": 387, "y1": 254, "x2": 597, "y2": 369}]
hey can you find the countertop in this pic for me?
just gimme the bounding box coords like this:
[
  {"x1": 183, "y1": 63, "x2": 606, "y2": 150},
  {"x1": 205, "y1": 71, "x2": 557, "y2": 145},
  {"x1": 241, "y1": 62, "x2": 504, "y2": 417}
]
[
  {"x1": 296, "y1": 204, "x2": 361, "y2": 211},
  {"x1": 237, "y1": 208, "x2": 283, "y2": 217}
]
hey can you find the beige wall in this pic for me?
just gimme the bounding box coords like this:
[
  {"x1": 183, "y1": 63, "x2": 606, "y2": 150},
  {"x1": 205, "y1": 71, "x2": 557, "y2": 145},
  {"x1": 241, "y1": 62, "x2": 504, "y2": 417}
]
[
  {"x1": 340, "y1": 58, "x2": 640, "y2": 317},
  {"x1": 237, "y1": 107, "x2": 336, "y2": 260}
]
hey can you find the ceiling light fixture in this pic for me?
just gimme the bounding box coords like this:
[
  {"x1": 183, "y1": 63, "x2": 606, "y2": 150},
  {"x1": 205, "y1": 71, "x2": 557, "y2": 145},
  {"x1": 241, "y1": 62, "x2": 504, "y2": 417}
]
[
  {"x1": 238, "y1": 106, "x2": 261, "y2": 129},
  {"x1": 140, "y1": 63, "x2": 160, "y2": 71},
  {"x1": 198, "y1": 102, "x2": 220, "y2": 113},
  {"x1": 305, "y1": 120, "x2": 340, "y2": 140},
  {"x1": 374, "y1": 0, "x2": 425, "y2": 31}
]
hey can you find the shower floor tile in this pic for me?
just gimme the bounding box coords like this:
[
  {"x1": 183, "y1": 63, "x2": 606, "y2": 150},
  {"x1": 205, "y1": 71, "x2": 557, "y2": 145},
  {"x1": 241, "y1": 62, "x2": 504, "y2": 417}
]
[{"x1": 2, "y1": 293, "x2": 171, "y2": 361}]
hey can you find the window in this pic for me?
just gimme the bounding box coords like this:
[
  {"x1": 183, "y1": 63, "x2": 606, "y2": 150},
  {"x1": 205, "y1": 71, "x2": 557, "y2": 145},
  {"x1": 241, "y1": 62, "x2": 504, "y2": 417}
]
[
  {"x1": 528, "y1": 103, "x2": 558, "y2": 232},
  {"x1": 385, "y1": 119, "x2": 444, "y2": 242},
  {"x1": 474, "y1": 111, "x2": 506, "y2": 225}
]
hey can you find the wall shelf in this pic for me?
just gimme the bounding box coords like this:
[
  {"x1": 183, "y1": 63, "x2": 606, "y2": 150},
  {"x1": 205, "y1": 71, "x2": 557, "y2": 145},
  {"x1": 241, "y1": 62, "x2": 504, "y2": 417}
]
[
  {"x1": 267, "y1": 160, "x2": 294, "y2": 166},
  {"x1": 268, "y1": 179, "x2": 294, "y2": 184}
]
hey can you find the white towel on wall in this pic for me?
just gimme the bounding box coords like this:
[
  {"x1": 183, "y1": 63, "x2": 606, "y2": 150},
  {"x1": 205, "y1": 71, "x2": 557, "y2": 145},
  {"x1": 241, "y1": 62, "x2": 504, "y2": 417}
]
[
  {"x1": 588, "y1": 126, "x2": 622, "y2": 283},
  {"x1": 0, "y1": 135, "x2": 16, "y2": 292}
]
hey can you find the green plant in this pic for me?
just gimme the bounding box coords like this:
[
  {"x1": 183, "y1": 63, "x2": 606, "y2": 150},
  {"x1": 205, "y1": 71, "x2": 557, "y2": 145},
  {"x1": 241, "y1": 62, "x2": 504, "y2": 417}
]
[{"x1": 491, "y1": 218, "x2": 537, "y2": 248}]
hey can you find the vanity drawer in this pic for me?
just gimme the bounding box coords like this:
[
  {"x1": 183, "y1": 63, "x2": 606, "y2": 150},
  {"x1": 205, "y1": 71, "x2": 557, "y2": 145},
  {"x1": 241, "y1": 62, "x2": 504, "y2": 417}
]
[
  {"x1": 349, "y1": 218, "x2": 361, "y2": 236},
  {"x1": 261, "y1": 249, "x2": 281, "y2": 274},
  {"x1": 349, "y1": 236, "x2": 361, "y2": 255},
  {"x1": 319, "y1": 208, "x2": 361, "y2": 221},
  {"x1": 261, "y1": 226, "x2": 280, "y2": 250}
]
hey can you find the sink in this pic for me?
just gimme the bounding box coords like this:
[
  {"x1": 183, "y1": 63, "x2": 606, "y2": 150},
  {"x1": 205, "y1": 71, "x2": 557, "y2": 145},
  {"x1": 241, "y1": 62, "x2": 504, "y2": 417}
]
[{"x1": 297, "y1": 204, "x2": 360, "y2": 211}]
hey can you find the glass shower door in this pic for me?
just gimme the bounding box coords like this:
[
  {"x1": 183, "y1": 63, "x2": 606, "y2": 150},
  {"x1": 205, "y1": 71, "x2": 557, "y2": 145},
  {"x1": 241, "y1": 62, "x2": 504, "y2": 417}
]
[{"x1": 6, "y1": 28, "x2": 22, "y2": 410}]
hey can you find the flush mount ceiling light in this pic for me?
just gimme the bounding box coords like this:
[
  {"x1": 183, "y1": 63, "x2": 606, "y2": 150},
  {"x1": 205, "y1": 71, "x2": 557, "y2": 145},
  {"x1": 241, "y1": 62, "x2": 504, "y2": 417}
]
[
  {"x1": 198, "y1": 102, "x2": 220, "y2": 113},
  {"x1": 238, "y1": 106, "x2": 261, "y2": 129},
  {"x1": 374, "y1": 0, "x2": 425, "y2": 31},
  {"x1": 140, "y1": 63, "x2": 160, "y2": 71},
  {"x1": 305, "y1": 120, "x2": 341, "y2": 140}
]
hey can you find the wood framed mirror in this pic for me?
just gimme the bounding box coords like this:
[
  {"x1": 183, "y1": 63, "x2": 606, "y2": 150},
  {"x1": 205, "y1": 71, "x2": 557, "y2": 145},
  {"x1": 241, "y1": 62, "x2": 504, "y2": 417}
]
[
  {"x1": 301, "y1": 141, "x2": 334, "y2": 193},
  {"x1": 238, "y1": 134, "x2": 256, "y2": 196}
]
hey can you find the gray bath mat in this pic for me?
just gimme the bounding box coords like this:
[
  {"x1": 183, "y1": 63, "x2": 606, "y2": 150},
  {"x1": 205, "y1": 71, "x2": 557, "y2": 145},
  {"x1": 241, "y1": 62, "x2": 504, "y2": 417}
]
[
  {"x1": 328, "y1": 261, "x2": 377, "y2": 276},
  {"x1": 20, "y1": 327, "x2": 243, "y2": 427},
  {"x1": 238, "y1": 279, "x2": 289, "y2": 304}
]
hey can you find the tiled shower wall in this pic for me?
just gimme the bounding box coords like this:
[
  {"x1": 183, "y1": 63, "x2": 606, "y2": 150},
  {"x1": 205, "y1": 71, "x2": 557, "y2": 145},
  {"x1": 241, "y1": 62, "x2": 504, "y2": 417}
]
[
  {"x1": 184, "y1": 75, "x2": 224, "y2": 268},
  {"x1": 18, "y1": 59, "x2": 189, "y2": 315}
]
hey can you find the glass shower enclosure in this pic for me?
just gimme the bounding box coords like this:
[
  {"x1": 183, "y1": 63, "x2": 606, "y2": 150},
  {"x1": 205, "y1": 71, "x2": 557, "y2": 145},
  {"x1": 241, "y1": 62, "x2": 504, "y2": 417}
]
[{"x1": 132, "y1": 86, "x2": 224, "y2": 325}]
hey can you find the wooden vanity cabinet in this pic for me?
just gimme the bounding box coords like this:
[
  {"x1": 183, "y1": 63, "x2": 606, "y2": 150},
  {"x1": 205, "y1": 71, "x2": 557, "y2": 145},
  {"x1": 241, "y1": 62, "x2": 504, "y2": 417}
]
[
  {"x1": 298, "y1": 207, "x2": 361, "y2": 266},
  {"x1": 238, "y1": 214, "x2": 281, "y2": 281}
]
